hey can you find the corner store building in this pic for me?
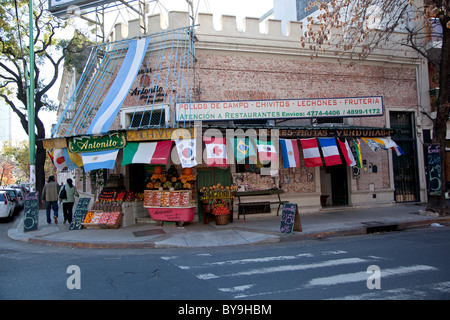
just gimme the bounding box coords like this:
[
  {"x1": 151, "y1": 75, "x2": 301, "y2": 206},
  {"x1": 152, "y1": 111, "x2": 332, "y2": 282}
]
[{"x1": 49, "y1": 11, "x2": 432, "y2": 217}]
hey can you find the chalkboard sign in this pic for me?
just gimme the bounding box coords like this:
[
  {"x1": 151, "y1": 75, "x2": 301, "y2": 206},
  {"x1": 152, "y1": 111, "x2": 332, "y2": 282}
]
[
  {"x1": 428, "y1": 144, "x2": 442, "y2": 196},
  {"x1": 69, "y1": 198, "x2": 91, "y2": 230},
  {"x1": 280, "y1": 203, "x2": 302, "y2": 234},
  {"x1": 23, "y1": 192, "x2": 39, "y2": 232}
]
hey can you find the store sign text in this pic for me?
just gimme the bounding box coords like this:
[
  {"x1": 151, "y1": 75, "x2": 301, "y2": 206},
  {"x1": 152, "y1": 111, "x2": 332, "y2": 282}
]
[
  {"x1": 279, "y1": 128, "x2": 395, "y2": 138},
  {"x1": 68, "y1": 132, "x2": 126, "y2": 153},
  {"x1": 127, "y1": 127, "x2": 196, "y2": 142},
  {"x1": 129, "y1": 85, "x2": 168, "y2": 102},
  {"x1": 176, "y1": 96, "x2": 383, "y2": 121}
]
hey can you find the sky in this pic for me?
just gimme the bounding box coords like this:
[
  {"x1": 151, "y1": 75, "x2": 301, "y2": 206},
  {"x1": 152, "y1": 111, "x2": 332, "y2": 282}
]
[
  {"x1": 152, "y1": 0, "x2": 273, "y2": 19},
  {"x1": 12, "y1": 0, "x2": 274, "y2": 142}
]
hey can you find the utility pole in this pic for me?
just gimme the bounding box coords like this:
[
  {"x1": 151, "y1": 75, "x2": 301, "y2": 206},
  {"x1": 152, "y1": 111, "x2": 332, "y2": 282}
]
[{"x1": 28, "y1": 0, "x2": 35, "y2": 191}]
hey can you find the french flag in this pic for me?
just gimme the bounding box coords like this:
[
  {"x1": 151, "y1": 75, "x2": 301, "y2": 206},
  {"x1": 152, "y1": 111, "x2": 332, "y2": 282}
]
[
  {"x1": 318, "y1": 138, "x2": 342, "y2": 166},
  {"x1": 280, "y1": 139, "x2": 301, "y2": 168},
  {"x1": 300, "y1": 138, "x2": 323, "y2": 167},
  {"x1": 337, "y1": 138, "x2": 357, "y2": 166}
]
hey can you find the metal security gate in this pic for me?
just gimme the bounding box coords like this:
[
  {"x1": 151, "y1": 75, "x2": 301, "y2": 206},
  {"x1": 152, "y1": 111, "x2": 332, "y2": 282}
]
[{"x1": 390, "y1": 112, "x2": 420, "y2": 202}]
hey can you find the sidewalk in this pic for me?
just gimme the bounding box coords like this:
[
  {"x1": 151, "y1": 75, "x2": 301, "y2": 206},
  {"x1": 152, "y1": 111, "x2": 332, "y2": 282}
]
[{"x1": 7, "y1": 203, "x2": 450, "y2": 249}]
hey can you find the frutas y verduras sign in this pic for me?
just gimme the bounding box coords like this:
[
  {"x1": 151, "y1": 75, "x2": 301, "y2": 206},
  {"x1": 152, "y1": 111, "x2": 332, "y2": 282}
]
[{"x1": 175, "y1": 96, "x2": 383, "y2": 122}]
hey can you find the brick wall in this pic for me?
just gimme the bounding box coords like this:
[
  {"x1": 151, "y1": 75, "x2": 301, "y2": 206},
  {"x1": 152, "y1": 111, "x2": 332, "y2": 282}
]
[{"x1": 194, "y1": 53, "x2": 418, "y2": 193}]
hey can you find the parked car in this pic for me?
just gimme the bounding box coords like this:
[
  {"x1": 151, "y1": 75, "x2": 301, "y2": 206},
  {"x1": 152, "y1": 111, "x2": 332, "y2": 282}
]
[
  {"x1": 0, "y1": 188, "x2": 19, "y2": 215},
  {"x1": 12, "y1": 188, "x2": 25, "y2": 210},
  {"x1": 9, "y1": 185, "x2": 28, "y2": 195},
  {"x1": 0, "y1": 191, "x2": 15, "y2": 221}
]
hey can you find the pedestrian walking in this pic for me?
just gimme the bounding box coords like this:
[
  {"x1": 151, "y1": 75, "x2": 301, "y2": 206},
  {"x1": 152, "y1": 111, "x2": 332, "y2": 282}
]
[
  {"x1": 41, "y1": 175, "x2": 60, "y2": 224},
  {"x1": 59, "y1": 178, "x2": 79, "y2": 224}
]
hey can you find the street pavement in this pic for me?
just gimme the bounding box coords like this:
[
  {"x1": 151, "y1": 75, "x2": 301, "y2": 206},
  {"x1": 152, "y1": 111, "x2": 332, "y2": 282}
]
[{"x1": 7, "y1": 203, "x2": 450, "y2": 249}]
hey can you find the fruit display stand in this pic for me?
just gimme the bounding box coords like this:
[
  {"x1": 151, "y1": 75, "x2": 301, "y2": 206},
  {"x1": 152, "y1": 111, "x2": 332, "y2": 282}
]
[
  {"x1": 82, "y1": 210, "x2": 123, "y2": 229},
  {"x1": 93, "y1": 190, "x2": 147, "y2": 227},
  {"x1": 143, "y1": 166, "x2": 197, "y2": 226},
  {"x1": 144, "y1": 190, "x2": 195, "y2": 226}
]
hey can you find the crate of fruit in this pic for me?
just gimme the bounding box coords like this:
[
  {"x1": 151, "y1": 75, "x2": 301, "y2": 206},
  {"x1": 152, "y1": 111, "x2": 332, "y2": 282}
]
[
  {"x1": 82, "y1": 210, "x2": 108, "y2": 229},
  {"x1": 106, "y1": 212, "x2": 122, "y2": 229}
]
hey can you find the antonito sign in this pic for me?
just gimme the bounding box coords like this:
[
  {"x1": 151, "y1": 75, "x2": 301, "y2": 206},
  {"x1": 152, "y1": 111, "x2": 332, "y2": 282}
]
[{"x1": 68, "y1": 132, "x2": 126, "y2": 153}]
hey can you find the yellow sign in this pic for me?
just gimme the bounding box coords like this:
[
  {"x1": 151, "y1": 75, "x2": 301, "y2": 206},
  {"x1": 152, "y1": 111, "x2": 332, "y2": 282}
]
[{"x1": 126, "y1": 128, "x2": 196, "y2": 142}]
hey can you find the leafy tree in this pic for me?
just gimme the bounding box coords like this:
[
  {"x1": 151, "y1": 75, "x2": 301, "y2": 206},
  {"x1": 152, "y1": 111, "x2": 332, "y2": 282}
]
[
  {"x1": 302, "y1": 0, "x2": 449, "y2": 214},
  {"x1": 0, "y1": 155, "x2": 14, "y2": 185},
  {"x1": 1, "y1": 140, "x2": 54, "y2": 183},
  {"x1": 0, "y1": 0, "x2": 92, "y2": 200}
]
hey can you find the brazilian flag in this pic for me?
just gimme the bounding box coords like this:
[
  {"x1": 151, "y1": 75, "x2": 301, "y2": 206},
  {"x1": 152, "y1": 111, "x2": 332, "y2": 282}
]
[{"x1": 233, "y1": 137, "x2": 257, "y2": 164}]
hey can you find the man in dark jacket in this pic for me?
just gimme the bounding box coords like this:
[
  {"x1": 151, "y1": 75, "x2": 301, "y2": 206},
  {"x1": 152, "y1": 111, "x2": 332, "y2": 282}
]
[{"x1": 41, "y1": 175, "x2": 60, "y2": 224}]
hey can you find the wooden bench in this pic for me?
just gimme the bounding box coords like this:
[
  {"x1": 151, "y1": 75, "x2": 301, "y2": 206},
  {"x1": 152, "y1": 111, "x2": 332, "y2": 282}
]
[{"x1": 236, "y1": 189, "x2": 287, "y2": 220}]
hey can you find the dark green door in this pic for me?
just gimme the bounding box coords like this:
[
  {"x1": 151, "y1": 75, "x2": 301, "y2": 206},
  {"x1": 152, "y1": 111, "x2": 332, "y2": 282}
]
[
  {"x1": 196, "y1": 167, "x2": 232, "y2": 221},
  {"x1": 330, "y1": 163, "x2": 348, "y2": 206},
  {"x1": 390, "y1": 111, "x2": 420, "y2": 202}
]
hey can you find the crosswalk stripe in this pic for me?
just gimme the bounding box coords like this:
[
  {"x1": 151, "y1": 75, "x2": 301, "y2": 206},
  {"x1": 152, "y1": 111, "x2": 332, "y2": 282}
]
[
  {"x1": 329, "y1": 281, "x2": 450, "y2": 300},
  {"x1": 307, "y1": 265, "x2": 438, "y2": 287},
  {"x1": 218, "y1": 284, "x2": 255, "y2": 293},
  {"x1": 196, "y1": 257, "x2": 369, "y2": 280},
  {"x1": 178, "y1": 253, "x2": 314, "y2": 270}
]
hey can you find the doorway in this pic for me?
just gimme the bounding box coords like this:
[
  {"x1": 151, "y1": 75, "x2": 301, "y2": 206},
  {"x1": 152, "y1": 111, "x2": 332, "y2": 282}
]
[
  {"x1": 390, "y1": 111, "x2": 420, "y2": 202},
  {"x1": 321, "y1": 163, "x2": 349, "y2": 206}
]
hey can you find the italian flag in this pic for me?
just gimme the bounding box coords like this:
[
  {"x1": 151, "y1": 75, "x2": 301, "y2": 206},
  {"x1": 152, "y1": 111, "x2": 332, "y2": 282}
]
[{"x1": 122, "y1": 141, "x2": 173, "y2": 165}]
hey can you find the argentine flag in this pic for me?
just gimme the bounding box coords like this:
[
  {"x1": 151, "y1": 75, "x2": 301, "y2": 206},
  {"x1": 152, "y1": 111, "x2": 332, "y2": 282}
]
[{"x1": 81, "y1": 149, "x2": 119, "y2": 172}]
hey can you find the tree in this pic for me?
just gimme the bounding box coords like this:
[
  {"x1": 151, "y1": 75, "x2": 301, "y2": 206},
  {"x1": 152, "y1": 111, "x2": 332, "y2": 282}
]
[
  {"x1": 1, "y1": 140, "x2": 54, "y2": 183},
  {"x1": 0, "y1": 155, "x2": 14, "y2": 186},
  {"x1": 0, "y1": 0, "x2": 91, "y2": 201},
  {"x1": 302, "y1": 0, "x2": 449, "y2": 214}
]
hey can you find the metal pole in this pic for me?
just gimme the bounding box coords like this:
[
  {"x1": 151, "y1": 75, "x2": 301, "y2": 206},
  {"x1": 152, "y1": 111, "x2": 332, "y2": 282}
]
[{"x1": 28, "y1": 0, "x2": 35, "y2": 189}]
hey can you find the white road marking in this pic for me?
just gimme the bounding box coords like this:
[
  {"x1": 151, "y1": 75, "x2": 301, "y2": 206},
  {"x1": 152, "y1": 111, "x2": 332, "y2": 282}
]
[
  {"x1": 218, "y1": 284, "x2": 255, "y2": 293},
  {"x1": 176, "y1": 253, "x2": 314, "y2": 270},
  {"x1": 196, "y1": 257, "x2": 368, "y2": 280},
  {"x1": 307, "y1": 265, "x2": 438, "y2": 287}
]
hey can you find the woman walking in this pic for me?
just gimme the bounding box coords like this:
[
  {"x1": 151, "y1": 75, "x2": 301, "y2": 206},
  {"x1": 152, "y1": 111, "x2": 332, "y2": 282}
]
[{"x1": 59, "y1": 178, "x2": 79, "y2": 224}]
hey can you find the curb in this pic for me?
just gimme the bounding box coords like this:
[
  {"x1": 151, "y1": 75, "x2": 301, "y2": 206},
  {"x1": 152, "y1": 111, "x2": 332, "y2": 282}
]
[
  {"x1": 16, "y1": 216, "x2": 450, "y2": 250},
  {"x1": 28, "y1": 238, "x2": 157, "y2": 249}
]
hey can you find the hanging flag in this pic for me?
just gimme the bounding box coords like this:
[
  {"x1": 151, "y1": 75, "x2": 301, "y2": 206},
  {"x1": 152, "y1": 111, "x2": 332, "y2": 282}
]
[
  {"x1": 337, "y1": 139, "x2": 357, "y2": 166},
  {"x1": 81, "y1": 149, "x2": 119, "y2": 173},
  {"x1": 47, "y1": 150, "x2": 54, "y2": 165},
  {"x1": 383, "y1": 138, "x2": 405, "y2": 156},
  {"x1": 175, "y1": 139, "x2": 197, "y2": 168},
  {"x1": 53, "y1": 148, "x2": 67, "y2": 170},
  {"x1": 353, "y1": 139, "x2": 363, "y2": 169},
  {"x1": 280, "y1": 139, "x2": 301, "y2": 168},
  {"x1": 67, "y1": 149, "x2": 83, "y2": 168},
  {"x1": 361, "y1": 137, "x2": 385, "y2": 152},
  {"x1": 361, "y1": 137, "x2": 404, "y2": 156},
  {"x1": 86, "y1": 38, "x2": 151, "y2": 135},
  {"x1": 257, "y1": 140, "x2": 278, "y2": 162},
  {"x1": 233, "y1": 137, "x2": 257, "y2": 164},
  {"x1": 122, "y1": 141, "x2": 173, "y2": 166},
  {"x1": 204, "y1": 137, "x2": 228, "y2": 167},
  {"x1": 63, "y1": 148, "x2": 79, "y2": 170},
  {"x1": 300, "y1": 138, "x2": 323, "y2": 167},
  {"x1": 318, "y1": 138, "x2": 342, "y2": 166}
]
